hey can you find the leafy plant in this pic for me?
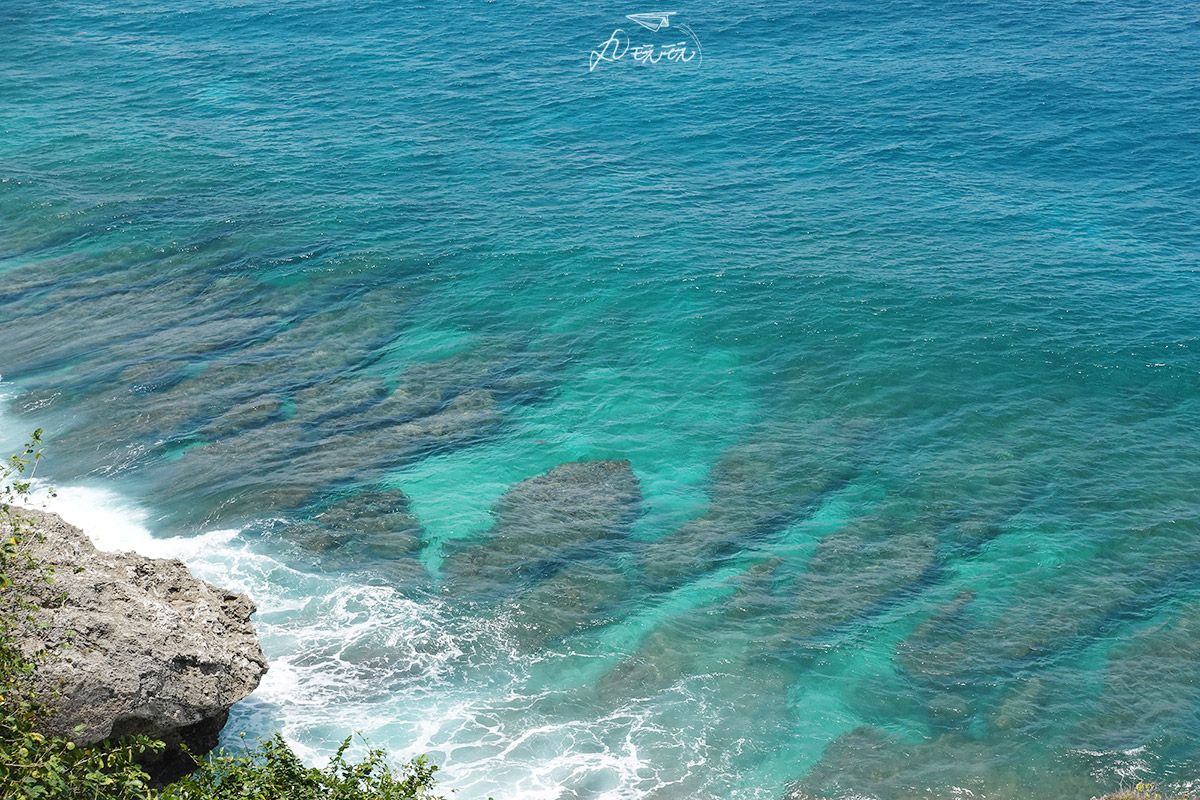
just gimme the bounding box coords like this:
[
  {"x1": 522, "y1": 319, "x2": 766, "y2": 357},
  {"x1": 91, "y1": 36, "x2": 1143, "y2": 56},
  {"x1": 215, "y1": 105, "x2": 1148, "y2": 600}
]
[
  {"x1": 162, "y1": 734, "x2": 442, "y2": 800},
  {"x1": 1101, "y1": 782, "x2": 1193, "y2": 800}
]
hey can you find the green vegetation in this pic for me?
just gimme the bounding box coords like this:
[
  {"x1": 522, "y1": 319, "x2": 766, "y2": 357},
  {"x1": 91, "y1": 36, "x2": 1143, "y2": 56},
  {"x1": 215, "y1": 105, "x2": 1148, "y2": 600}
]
[
  {"x1": 162, "y1": 736, "x2": 440, "y2": 800},
  {"x1": 1, "y1": 431, "x2": 444, "y2": 800},
  {"x1": 1101, "y1": 783, "x2": 1193, "y2": 800}
]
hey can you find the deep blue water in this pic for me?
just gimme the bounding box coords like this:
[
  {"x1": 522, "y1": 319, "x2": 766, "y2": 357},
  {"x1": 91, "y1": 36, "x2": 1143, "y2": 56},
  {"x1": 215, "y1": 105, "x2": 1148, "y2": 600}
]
[{"x1": 3, "y1": 1, "x2": 1200, "y2": 798}]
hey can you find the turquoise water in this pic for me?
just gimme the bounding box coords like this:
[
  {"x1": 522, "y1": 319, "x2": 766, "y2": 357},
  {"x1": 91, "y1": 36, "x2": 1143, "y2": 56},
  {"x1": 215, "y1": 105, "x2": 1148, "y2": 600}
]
[{"x1": 3, "y1": 1, "x2": 1200, "y2": 797}]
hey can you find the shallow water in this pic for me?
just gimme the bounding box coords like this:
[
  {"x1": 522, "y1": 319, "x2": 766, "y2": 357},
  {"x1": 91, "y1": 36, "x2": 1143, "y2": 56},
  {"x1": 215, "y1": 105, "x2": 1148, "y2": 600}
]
[{"x1": 3, "y1": 1, "x2": 1200, "y2": 798}]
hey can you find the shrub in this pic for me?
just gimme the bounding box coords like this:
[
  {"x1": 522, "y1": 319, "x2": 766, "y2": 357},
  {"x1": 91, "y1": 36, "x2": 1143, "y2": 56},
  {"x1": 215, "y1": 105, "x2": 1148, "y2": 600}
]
[
  {"x1": 161, "y1": 735, "x2": 442, "y2": 800},
  {"x1": 1101, "y1": 783, "x2": 1193, "y2": 800}
]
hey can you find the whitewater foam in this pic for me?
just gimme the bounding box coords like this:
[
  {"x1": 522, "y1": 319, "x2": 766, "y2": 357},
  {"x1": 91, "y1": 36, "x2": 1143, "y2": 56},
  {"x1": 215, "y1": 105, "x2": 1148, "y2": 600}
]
[{"x1": 11, "y1": 477, "x2": 694, "y2": 799}]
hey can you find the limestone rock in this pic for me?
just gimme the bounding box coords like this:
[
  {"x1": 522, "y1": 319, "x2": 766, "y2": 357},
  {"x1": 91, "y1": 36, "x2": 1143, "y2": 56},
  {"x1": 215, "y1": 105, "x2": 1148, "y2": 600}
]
[{"x1": 2, "y1": 508, "x2": 267, "y2": 776}]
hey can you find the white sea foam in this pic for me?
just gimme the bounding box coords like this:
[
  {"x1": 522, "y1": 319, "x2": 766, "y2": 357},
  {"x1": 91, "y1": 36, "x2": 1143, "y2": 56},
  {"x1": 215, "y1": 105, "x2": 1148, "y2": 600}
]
[{"x1": 11, "y1": 477, "x2": 719, "y2": 799}]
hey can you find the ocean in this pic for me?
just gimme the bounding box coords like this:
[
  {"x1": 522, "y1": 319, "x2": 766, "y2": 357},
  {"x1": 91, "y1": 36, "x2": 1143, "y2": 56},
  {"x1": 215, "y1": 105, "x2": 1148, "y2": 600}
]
[{"x1": 2, "y1": 1, "x2": 1200, "y2": 797}]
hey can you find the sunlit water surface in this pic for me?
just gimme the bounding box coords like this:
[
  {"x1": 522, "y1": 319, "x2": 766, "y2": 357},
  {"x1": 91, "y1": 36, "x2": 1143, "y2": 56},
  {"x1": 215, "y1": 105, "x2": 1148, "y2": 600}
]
[{"x1": 3, "y1": 1, "x2": 1200, "y2": 798}]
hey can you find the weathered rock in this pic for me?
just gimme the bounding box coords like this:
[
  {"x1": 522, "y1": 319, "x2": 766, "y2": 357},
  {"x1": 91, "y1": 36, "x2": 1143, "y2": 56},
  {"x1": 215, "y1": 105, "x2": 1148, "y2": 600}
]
[{"x1": 2, "y1": 508, "x2": 267, "y2": 779}]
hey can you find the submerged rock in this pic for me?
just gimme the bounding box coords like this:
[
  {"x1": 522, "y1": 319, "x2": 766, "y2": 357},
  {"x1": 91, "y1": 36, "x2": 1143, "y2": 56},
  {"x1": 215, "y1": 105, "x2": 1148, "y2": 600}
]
[
  {"x1": 444, "y1": 460, "x2": 641, "y2": 644},
  {"x1": 782, "y1": 511, "x2": 937, "y2": 640},
  {"x1": 284, "y1": 487, "x2": 427, "y2": 584},
  {"x1": 784, "y1": 723, "x2": 1104, "y2": 800},
  {"x1": 640, "y1": 420, "x2": 858, "y2": 587},
  {"x1": 201, "y1": 393, "x2": 286, "y2": 440},
  {"x1": 373, "y1": 388, "x2": 503, "y2": 455},
  {"x1": 147, "y1": 386, "x2": 504, "y2": 526},
  {"x1": 2, "y1": 508, "x2": 268, "y2": 781},
  {"x1": 445, "y1": 460, "x2": 640, "y2": 592},
  {"x1": 512, "y1": 559, "x2": 632, "y2": 644},
  {"x1": 115, "y1": 360, "x2": 191, "y2": 396}
]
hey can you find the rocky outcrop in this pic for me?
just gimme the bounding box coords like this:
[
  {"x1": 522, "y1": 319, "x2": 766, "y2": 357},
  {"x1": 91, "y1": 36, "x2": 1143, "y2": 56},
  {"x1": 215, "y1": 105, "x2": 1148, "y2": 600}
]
[{"x1": 2, "y1": 508, "x2": 267, "y2": 779}]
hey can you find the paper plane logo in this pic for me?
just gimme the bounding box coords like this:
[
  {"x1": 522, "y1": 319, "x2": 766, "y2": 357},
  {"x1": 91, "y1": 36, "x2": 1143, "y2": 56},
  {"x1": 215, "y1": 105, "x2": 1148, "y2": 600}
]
[{"x1": 625, "y1": 11, "x2": 676, "y2": 32}]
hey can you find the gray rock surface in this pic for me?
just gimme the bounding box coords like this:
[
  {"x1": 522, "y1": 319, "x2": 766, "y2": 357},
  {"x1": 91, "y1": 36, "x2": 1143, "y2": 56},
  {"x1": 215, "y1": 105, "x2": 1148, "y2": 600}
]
[{"x1": 2, "y1": 507, "x2": 267, "y2": 766}]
